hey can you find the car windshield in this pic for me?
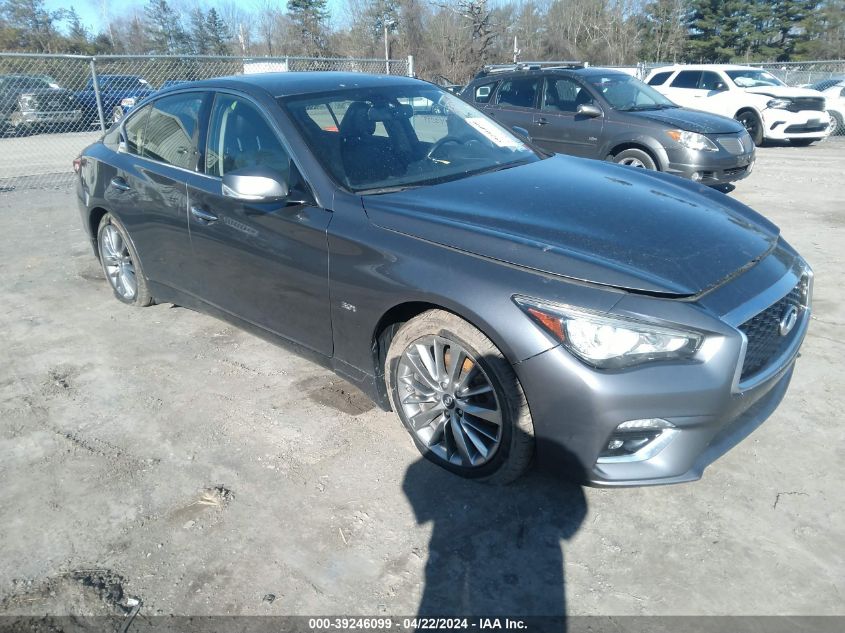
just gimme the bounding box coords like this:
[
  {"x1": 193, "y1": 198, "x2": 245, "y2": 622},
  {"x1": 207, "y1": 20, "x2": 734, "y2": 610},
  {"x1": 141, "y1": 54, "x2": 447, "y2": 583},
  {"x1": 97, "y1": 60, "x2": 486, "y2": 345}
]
[
  {"x1": 281, "y1": 85, "x2": 541, "y2": 193},
  {"x1": 585, "y1": 74, "x2": 676, "y2": 111},
  {"x1": 726, "y1": 70, "x2": 785, "y2": 88}
]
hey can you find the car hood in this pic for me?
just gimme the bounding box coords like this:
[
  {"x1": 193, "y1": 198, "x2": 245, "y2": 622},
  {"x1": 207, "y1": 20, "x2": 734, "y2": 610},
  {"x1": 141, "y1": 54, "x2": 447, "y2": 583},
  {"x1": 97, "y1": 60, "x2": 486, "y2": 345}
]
[
  {"x1": 744, "y1": 86, "x2": 824, "y2": 99},
  {"x1": 628, "y1": 107, "x2": 743, "y2": 134},
  {"x1": 362, "y1": 155, "x2": 779, "y2": 296}
]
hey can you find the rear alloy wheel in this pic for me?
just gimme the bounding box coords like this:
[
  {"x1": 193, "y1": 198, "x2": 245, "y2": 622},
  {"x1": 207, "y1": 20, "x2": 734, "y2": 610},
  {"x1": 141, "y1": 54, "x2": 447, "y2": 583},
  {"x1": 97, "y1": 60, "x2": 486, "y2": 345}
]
[
  {"x1": 386, "y1": 310, "x2": 534, "y2": 484},
  {"x1": 736, "y1": 111, "x2": 764, "y2": 146},
  {"x1": 97, "y1": 213, "x2": 153, "y2": 306},
  {"x1": 614, "y1": 148, "x2": 656, "y2": 170}
]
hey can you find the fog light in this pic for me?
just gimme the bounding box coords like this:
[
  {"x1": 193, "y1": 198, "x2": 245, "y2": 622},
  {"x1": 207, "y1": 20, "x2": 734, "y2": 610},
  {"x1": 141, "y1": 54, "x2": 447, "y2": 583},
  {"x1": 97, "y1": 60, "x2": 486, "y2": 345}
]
[{"x1": 598, "y1": 419, "x2": 676, "y2": 463}]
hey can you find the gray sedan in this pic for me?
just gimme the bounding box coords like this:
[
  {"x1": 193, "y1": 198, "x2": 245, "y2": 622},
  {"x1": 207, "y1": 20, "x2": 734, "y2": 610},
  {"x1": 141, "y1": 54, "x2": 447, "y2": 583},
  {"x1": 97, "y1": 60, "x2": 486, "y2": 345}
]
[
  {"x1": 461, "y1": 66, "x2": 756, "y2": 187},
  {"x1": 74, "y1": 72, "x2": 809, "y2": 487}
]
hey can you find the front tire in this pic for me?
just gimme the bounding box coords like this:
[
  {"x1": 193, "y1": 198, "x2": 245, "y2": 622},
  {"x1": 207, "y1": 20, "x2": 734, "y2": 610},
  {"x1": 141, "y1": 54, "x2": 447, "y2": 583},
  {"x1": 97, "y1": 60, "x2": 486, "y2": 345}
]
[
  {"x1": 385, "y1": 310, "x2": 534, "y2": 484},
  {"x1": 736, "y1": 110, "x2": 764, "y2": 146},
  {"x1": 613, "y1": 148, "x2": 657, "y2": 170},
  {"x1": 827, "y1": 110, "x2": 842, "y2": 136},
  {"x1": 96, "y1": 213, "x2": 153, "y2": 306}
]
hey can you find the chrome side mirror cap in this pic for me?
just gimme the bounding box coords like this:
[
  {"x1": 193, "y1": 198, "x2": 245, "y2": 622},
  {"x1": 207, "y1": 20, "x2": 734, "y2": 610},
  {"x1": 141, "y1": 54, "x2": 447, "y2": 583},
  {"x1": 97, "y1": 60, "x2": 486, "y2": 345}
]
[
  {"x1": 577, "y1": 104, "x2": 602, "y2": 118},
  {"x1": 222, "y1": 167, "x2": 290, "y2": 201}
]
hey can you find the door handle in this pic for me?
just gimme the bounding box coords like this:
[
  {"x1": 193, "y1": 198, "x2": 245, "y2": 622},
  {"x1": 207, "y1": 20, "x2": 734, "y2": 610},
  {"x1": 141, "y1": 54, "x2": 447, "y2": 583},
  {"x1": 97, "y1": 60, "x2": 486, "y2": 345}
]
[
  {"x1": 110, "y1": 177, "x2": 130, "y2": 191},
  {"x1": 190, "y1": 205, "x2": 218, "y2": 224},
  {"x1": 535, "y1": 117, "x2": 549, "y2": 125}
]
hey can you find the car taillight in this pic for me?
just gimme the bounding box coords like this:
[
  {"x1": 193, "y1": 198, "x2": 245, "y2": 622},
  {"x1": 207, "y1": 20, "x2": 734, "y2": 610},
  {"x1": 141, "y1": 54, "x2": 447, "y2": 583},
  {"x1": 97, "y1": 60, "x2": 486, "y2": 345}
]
[{"x1": 73, "y1": 157, "x2": 85, "y2": 174}]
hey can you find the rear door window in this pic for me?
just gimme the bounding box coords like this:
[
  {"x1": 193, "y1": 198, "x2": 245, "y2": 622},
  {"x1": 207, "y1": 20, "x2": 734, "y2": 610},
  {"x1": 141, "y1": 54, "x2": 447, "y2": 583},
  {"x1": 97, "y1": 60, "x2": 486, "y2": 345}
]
[
  {"x1": 671, "y1": 71, "x2": 703, "y2": 89},
  {"x1": 495, "y1": 77, "x2": 540, "y2": 109},
  {"x1": 142, "y1": 93, "x2": 204, "y2": 170},
  {"x1": 123, "y1": 104, "x2": 152, "y2": 156}
]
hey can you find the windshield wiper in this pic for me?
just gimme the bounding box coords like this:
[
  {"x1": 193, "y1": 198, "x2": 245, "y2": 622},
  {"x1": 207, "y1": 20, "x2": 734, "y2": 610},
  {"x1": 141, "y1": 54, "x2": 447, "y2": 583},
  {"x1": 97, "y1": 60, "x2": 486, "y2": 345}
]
[{"x1": 358, "y1": 184, "x2": 422, "y2": 196}]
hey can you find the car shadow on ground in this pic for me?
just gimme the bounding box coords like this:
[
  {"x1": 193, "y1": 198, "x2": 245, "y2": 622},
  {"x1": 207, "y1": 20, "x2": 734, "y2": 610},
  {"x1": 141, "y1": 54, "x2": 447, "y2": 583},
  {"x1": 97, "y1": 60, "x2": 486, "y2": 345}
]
[{"x1": 402, "y1": 454, "x2": 587, "y2": 623}]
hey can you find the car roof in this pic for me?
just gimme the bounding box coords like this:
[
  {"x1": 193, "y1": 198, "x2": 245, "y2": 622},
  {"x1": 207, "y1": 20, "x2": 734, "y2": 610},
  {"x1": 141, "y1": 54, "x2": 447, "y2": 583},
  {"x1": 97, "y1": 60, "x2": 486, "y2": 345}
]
[
  {"x1": 468, "y1": 66, "x2": 630, "y2": 84},
  {"x1": 163, "y1": 72, "x2": 421, "y2": 98},
  {"x1": 648, "y1": 64, "x2": 769, "y2": 73}
]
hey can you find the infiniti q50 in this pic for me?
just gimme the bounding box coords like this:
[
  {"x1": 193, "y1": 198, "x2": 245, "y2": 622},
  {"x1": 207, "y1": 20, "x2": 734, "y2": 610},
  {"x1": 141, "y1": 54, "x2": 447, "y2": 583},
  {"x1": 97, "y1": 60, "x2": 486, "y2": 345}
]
[{"x1": 74, "y1": 73, "x2": 812, "y2": 486}]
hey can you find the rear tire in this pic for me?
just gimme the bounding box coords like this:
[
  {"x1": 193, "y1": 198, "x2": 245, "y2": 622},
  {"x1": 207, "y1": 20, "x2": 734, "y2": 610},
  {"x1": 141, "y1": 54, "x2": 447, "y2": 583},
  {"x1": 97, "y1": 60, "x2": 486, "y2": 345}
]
[
  {"x1": 385, "y1": 310, "x2": 534, "y2": 485},
  {"x1": 96, "y1": 213, "x2": 153, "y2": 307},
  {"x1": 613, "y1": 148, "x2": 657, "y2": 170}
]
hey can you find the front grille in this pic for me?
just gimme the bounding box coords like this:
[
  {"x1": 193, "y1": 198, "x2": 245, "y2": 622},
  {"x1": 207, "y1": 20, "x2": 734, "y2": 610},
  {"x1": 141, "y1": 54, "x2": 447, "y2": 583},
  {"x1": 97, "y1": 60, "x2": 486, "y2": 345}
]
[
  {"x1": 31, "y1": 93, "x2": 75, "y2": 112},
  {"x1": 717, "y1": 136, "x2": 743, "y2": 154},
  {"x1": 738, "y1": 283, "x2": 805, "y2": 381},
  {"x1": 724, "y1": 165, "x2": 749, "y2": 176},
  {"x1": 790, "y1": 97, "x2": 825, "y2": 112}
]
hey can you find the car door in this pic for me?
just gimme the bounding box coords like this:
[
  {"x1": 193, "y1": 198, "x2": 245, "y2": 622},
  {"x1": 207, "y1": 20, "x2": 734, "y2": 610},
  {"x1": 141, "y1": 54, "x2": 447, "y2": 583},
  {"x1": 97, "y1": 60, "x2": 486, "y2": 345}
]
[
  {"x1": 663, "y1": 70, "x2": 703, "y2": 108},
  {"x1": 530, "y1": 76, "x2": 604, "y2": 158},
  {"x1": 105, "y1": 92, "x2": 206, "y2": 287},
  {"x1": 486, "y1": 76, "x2": 539, "y2": 135},
  {"x1": 697, "y1": 71, "x2": 734, "y2": 117},
  {"x1": 184, "y1": 92, "x2": 333, "y2": 356}
]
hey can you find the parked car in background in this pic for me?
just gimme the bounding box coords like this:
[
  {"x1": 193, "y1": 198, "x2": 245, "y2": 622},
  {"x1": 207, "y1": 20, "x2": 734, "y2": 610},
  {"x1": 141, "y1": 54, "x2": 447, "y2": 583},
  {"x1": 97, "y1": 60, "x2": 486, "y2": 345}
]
[
  {"x1": 118, "y1": 79, "x2": 190, "y2": 120},
  {"x1": 0, "y1": 74, "x2": 81, "y2": 135},
  {"x1": 74, "y1": 72, "x2": 811, "y2": 487},
  {"x1": 76, "y1": 74, "x2": 155, "y2": 126},
  {"x1": 460, "y1": 64, "x2": 755, "y2": 188},
  {"x1": 807, "y1": 78, "x2": 844, "y2": 135},
  {"x1": 646, "y1": 65, "x2": 829, "y2": 146}
]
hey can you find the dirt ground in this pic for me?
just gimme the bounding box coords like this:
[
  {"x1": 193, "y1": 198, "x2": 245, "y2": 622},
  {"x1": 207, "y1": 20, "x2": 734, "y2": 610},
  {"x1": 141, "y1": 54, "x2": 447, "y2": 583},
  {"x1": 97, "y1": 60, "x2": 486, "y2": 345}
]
[{"x1": 0, "y1": 138, "x2": 843, "y2": 622}]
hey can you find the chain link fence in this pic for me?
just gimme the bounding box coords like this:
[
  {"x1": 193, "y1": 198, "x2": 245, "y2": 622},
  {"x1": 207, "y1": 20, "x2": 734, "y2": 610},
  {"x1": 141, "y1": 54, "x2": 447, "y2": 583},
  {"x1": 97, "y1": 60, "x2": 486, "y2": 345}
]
[{"x1": 0, "y1": 53, "x2": 412, "y2": 191}]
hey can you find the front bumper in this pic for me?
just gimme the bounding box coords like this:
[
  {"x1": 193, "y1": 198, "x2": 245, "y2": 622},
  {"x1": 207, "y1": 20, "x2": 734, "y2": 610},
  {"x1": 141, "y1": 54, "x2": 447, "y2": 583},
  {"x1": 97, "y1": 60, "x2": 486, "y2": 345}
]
[
  {"x1": 762, "y1": 108, "x2": 829, "y2": 140},
  {"x1": 664, "y1": 147, "x2": 755, "y2": 186},
  {"x1": 514, "y1": 263, "x2": 810, "y2": 487}
]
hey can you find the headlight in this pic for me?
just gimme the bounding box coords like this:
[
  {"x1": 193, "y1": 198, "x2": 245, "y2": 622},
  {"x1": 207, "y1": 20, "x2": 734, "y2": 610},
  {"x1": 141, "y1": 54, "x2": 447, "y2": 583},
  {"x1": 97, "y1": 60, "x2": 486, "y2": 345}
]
[
  {"x1": 514, "y1": 297, "x2": 702, "y2": 368},
  {"x1": 666, "y1": 129, "x2": 719, "y2": 152},
  {"x1": 18, "y1": 94, "x2": 34, "y2": 110},
  {"x1": 767, "y1": 98, "x2": 792, "y2": 109}
]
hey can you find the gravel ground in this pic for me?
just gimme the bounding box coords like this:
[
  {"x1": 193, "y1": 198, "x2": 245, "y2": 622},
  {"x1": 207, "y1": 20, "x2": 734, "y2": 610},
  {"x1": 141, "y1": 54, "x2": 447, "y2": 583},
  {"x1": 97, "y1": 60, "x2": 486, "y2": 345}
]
[{"x1": 0, "y1": 138, "x2": 843, "y2": 621}]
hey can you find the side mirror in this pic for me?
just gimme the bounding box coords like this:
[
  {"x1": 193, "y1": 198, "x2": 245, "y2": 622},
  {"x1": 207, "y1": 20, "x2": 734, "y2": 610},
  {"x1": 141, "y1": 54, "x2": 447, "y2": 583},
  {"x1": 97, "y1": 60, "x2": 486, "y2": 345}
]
[
  {"x1": 715, "y1": 82, "x2": 727, "y2": 92},
  {"x1": 222, "y1": 167, "x2": 289, "y2": 201},
  {"x1": 577, "y1": 103, "x2": 602, "y2": 118},
  {"x1": 512, "y1": 125, "x2": 531, "y2": 141}
]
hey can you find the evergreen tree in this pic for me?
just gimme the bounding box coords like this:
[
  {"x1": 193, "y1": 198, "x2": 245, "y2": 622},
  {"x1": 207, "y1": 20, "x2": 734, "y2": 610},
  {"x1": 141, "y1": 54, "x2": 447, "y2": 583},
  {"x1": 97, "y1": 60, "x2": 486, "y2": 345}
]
[
  {"x1": 189, "y1": 7, "x2": 209, "y2": 55},
  {"x1": 287, "y1": 0, "x2": 330, "y2": 55},
  {"x1": 205, "y1": 8, "x2": 231, "y2": 55},
  {"x1": 144, "y1": 0, "x2": 186, "y2": 53}
]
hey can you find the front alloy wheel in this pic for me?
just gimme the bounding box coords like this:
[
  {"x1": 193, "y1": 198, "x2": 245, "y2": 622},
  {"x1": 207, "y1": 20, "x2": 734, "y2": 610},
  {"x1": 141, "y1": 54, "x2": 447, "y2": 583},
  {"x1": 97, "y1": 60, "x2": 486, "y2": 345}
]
[
  {"x1": 397, "y1": 335, "x2": 503, "y2": 468},
  {"x1": 386, "y1": 310, "x2": 534, "y2": 484}
]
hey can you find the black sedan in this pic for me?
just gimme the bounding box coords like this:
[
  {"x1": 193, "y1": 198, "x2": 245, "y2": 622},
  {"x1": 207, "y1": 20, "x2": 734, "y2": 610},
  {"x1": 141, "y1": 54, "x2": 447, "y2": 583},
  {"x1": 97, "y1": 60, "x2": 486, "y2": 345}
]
[
  {"x1": 74, "y1": 72, "x2": 811, "y2": 486},
  {"x1": 461, "y1": 66, "x2": 755, "y2": 187}
]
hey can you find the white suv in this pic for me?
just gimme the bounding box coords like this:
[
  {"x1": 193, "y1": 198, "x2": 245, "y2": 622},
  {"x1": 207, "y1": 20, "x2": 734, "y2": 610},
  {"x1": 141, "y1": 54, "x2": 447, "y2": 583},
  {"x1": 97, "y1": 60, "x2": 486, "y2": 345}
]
[{"x1": 646, "y1": 64, "x2": 828, "y2": 146}]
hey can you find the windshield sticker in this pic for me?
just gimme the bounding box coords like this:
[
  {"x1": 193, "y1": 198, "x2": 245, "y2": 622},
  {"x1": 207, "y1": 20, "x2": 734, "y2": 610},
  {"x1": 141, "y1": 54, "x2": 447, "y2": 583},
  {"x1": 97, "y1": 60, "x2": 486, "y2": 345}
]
[{"x1": 466, "y1": 116, "x2": 526, "y2": 149}]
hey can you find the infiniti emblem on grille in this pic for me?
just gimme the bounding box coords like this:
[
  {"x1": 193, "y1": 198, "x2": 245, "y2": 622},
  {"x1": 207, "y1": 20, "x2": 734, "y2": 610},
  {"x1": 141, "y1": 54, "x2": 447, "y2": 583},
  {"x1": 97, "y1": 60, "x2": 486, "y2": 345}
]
[{"x1": 779, "y1": 305, "x2": 799, "y2": 336}]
